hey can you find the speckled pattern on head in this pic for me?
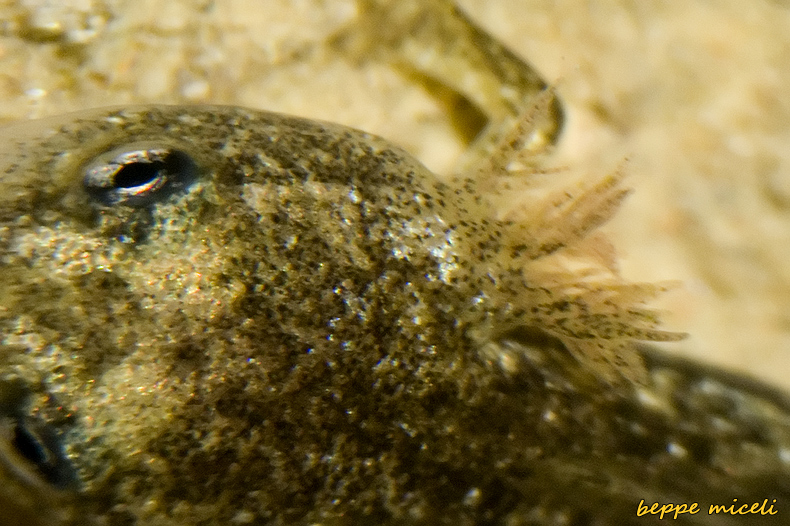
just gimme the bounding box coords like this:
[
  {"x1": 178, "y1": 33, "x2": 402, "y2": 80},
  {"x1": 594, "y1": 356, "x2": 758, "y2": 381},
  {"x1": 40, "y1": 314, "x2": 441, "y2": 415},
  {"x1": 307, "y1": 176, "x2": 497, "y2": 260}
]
[{"x1": 1, "y1": 105, "x2": 790, "y2": 525}]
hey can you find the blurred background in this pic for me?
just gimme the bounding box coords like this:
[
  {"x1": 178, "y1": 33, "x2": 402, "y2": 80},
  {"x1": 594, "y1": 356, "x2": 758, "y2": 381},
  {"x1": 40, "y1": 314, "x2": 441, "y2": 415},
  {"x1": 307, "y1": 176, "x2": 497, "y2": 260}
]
[{"x1": 2, "y1": 0, "x2": 789, "y2": 389}]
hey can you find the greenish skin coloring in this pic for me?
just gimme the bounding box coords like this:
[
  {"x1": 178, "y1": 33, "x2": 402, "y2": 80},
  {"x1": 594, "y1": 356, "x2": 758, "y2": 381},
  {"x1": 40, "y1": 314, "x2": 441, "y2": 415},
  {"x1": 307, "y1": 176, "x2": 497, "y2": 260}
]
[{"x1": 1, "y1": 1, "x2": 789, "y2": 525}]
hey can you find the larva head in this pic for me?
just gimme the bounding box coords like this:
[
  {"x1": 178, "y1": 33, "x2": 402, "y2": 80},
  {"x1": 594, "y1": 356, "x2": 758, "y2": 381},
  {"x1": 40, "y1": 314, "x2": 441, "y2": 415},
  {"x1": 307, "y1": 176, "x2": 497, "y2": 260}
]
[{"x1": 0, "y1": 105, "x2": 676, "y2": 524}]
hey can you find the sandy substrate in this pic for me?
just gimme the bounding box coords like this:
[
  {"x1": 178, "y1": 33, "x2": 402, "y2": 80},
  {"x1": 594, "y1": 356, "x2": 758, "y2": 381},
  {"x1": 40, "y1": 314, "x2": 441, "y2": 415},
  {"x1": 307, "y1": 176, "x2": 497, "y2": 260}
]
[{"x1": 2, "y1": 0, "x2": 789, "y2": 389}]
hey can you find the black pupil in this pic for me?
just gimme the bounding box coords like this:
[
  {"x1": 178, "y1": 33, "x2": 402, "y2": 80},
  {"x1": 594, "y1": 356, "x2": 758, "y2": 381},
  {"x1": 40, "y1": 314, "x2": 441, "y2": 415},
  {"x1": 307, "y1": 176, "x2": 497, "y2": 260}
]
[
  {"x1": 12, "y1": 423, "x2": 49, "y2": 466},
  {"x1": 114, "y1": 159, "x2": 166, "y2": 188},
  {"x1": 84, "y1": 148, "x2": 197, "y2": 206}
]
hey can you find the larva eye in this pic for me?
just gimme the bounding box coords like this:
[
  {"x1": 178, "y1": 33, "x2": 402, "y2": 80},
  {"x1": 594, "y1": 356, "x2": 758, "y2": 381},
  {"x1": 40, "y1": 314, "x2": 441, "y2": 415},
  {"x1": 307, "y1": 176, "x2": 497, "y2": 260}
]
[
  {"x1": 0, "y1": 381, "x2": 76, "y2": 490},
  {"x1": 7, "y1": 417, "x2": 75, "y2": 488},
  {"x1": 83, "y1": 146, "x2": 197, "y2": 206}
]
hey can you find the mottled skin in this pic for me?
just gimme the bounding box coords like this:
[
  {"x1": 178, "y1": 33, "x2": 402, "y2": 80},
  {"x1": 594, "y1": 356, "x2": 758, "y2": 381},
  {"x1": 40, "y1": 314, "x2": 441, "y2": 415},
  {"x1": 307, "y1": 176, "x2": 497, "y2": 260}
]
[
  {"x1": 1, "y1": 1, "x2": 790, "y2": 526},
  {"x1": 0, "y1": 103, "x2": 788, "y2": 526},
  {"x1": 0, "y1": 104, "x2": 640, "y2": 524}
]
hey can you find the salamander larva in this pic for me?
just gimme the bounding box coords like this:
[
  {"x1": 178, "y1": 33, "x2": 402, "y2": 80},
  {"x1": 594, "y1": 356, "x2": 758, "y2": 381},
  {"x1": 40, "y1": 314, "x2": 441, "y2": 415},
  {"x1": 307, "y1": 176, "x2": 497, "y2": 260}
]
[{"x1": 1, "y1": 1, "x2": 788, "y2": 525}]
